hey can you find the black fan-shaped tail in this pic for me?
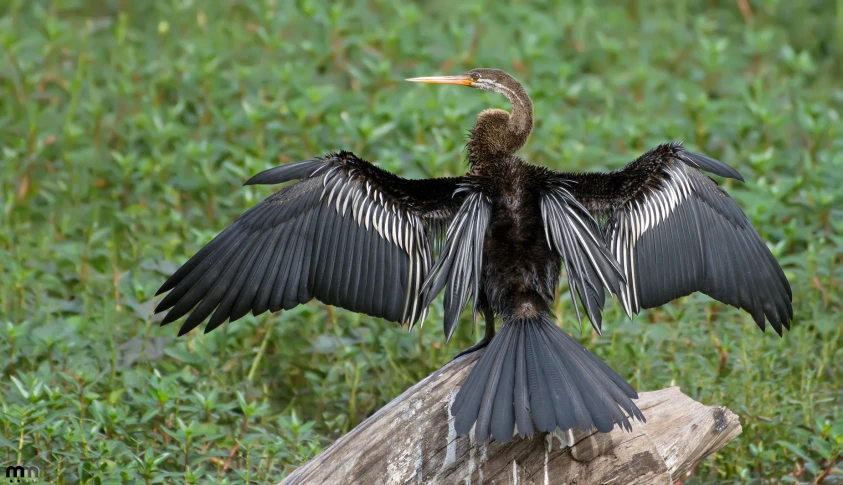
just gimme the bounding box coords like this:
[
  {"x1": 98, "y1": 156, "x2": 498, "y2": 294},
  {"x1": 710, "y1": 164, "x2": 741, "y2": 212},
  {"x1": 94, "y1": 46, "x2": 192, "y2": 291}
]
[{"x1": 451, "y1": 314, "x2": 644, "y2": 442}]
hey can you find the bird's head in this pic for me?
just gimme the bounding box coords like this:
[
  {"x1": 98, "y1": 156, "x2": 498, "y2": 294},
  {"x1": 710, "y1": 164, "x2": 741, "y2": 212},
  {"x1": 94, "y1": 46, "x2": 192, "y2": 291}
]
[
  {"x1": 406, "y1": 68, "x2": 533, "y2": 160},
  {"x1": 406, "y1": 68, "x2": 521, "y2": 98}
]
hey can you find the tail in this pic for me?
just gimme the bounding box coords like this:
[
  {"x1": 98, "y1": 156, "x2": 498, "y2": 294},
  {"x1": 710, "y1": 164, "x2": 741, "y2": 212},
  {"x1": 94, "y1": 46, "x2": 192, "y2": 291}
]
[{"x1": 451, "y1": 314, "x2": 645, "y2": 442}]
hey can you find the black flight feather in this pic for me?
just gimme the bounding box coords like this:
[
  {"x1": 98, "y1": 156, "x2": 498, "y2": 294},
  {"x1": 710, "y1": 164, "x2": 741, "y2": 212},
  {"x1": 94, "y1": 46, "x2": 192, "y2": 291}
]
[
  {"x1": 564, "y1": 142, "x2": 792, "y2": 334},
  {"x1": 156, "y1": 152, "x2": 466, "y2": 333}
]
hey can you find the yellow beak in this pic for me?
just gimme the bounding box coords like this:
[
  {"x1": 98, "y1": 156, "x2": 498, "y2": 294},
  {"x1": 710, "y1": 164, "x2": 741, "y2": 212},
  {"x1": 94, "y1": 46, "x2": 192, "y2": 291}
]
[{"x1": 405, "y1": 75, "x2": 473, "y2": 86}]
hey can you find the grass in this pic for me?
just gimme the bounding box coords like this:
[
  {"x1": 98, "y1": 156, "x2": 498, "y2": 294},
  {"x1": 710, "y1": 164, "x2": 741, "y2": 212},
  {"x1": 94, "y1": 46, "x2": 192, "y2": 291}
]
[{"x1": 1, "y1": 0, "x2": 842, "y2": 483}]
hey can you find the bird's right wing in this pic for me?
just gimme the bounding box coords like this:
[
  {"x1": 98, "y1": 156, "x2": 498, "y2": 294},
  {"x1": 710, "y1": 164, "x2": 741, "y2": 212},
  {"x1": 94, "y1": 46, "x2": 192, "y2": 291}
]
[
  {"x1": 155, "y1": 151, "x2": 466, "y2": 335},
  {"x1": 562, "y1": 143, "x2": 792, "y2": 334}
]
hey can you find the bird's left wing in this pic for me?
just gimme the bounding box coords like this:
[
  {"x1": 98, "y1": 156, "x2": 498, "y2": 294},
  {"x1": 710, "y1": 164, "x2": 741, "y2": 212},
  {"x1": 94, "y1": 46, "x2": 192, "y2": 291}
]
[
  {"x1": 562, "y1": 142, "x2": 792, "y2": 334},
  {"x1": 155, "y1": 151, "x2": 465, "y2": 335}
]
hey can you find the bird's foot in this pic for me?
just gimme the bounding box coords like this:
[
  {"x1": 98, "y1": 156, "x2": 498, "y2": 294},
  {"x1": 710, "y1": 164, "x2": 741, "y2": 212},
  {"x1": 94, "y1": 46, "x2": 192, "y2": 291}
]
[{"x1": 452, "y1": 335, "x2": 493, "y2": 360}]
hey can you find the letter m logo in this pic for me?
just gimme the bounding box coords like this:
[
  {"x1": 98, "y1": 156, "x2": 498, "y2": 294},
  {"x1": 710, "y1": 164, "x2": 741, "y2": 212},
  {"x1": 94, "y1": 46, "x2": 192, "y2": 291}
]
[{"x1": 5, "y1": 465, "x2": 40, "y2": 481}]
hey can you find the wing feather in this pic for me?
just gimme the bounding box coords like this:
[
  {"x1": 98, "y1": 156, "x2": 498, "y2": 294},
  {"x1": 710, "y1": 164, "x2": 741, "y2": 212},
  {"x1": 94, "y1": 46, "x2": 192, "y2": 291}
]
[
  {"x1": 569, "y1": 143, "x2": 792, "y2": 334},
  {"x1": 156, "y1": 152, "x2": 465, "y2": 333},
  {"x1": 540, "y1": 182, "x2": 625, "y2": 333},
  {"x1": 420, "y1": 190, "x2": 492, "y2": 341}
]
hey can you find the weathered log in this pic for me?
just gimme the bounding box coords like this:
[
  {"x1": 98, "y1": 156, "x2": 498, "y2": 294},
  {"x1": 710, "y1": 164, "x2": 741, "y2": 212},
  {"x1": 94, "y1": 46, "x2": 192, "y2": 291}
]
[{"x1": 281, "y1": 351, "x2": 741, "y2": 484}]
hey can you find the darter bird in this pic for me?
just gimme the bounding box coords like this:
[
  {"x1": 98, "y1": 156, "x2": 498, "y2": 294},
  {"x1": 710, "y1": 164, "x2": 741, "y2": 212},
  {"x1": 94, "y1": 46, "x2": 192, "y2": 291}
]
[{"x1": 155, "y1": 68, "x2": 792, "y2": 442}]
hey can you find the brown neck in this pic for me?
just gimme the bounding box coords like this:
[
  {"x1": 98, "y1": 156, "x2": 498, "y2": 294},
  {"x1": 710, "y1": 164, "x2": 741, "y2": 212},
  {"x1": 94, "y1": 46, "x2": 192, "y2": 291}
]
[{"x1": 467, "y1": 84, "x2": 533, "y2": 165}]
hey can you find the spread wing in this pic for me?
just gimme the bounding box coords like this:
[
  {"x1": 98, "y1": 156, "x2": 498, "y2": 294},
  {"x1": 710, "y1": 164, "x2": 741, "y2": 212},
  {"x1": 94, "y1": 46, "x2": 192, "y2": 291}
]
[
  {"x1": 155, "y1": 151, "x2": 465, "y2": 335},
  {"x1": 563, "y1": 142, "x2": 793, "y2": 334}
]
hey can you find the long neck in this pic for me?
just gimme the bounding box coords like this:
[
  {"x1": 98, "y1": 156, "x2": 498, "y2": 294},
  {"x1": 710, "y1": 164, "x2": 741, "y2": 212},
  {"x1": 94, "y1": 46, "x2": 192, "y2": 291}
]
[{"x1": 467, "y1": 86, "x2": 533, "y2": 165}]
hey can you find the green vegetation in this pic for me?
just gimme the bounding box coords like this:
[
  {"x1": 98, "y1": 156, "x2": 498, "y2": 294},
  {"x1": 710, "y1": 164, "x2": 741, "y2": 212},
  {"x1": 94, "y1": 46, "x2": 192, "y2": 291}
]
[{"x1": 2, "y1": 0, "x2": 841, "y2": 483}]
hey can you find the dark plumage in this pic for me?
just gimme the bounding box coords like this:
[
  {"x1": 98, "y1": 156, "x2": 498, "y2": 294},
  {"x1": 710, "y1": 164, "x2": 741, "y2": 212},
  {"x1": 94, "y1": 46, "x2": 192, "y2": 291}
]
[
  {"x1": 155, "y1": 151, "x2": 465, "y2": 334},
  {"x1": 156, "y1": 67, "x2": 793, "y2": 443},
  {"x1": 558, "y1": 143, "x2": 792, "y2": 334}
]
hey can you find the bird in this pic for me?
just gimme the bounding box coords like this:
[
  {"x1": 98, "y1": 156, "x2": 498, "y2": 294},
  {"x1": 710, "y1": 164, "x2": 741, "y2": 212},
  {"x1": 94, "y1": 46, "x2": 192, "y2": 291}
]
[{"x1": 154, "y1": 68, "x2": 793, "y2": 443}]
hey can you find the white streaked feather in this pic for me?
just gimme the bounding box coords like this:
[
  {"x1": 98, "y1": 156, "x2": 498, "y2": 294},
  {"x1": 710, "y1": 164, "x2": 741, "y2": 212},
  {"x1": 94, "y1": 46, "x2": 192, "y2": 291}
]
[
  {"x1": 326, "y1": 178, "x2": 342, "y2": 206},
  {"x1": 322, "y1": 166, "x2": 340, "y2": 187},
  {"x1": 311, "y1": 165, "x2": 437, "y2": 328},
  {"x1": 397, "y1": 216, "x2": 405, "y2": 250},
  {"x1": 373, "y1": 205, "x2": 384, "y2": 239},
  {"x1": 376, "y1": 203, "x2": 385, "y2": 236},
  {"x1": 628, "y1": 217, "x2": 639, "y2": 313},
  {"x1": 351, "y1": 189, "x2": 364, "y2": 222},
  {"x1": 611, "y1": 161, "x2": 698, "y2": 315},
  {"x1": 419, "y1": 191, "x2": 489, "y2": 338},
  {"x1": 341, "y1": 184, "x2": 353, "y2": 215},
  {"x1": 564, "y1": 210, "x2": 617, "y2": 291},
  {"x1": 390, "y1": 211, "x2": 398, "y2": 245},
  {"x1": 364, "y1": 196, "x2": 374, "y2": 231},
  {"x1": 309, "y1": 163, "x2": 330, "y2": 178},
  {"x1": 319, "y1": 172, "x2": 338, "y2": 200},
  {"x1": 652, "y1": 189, "x2": 667, "y2": 222},
  {"x1": 333, "y1": 183, "x2": 346, "y2": 213},
  {"x1": 402, "y1": 231, "x2": 415, "y2": 322}
]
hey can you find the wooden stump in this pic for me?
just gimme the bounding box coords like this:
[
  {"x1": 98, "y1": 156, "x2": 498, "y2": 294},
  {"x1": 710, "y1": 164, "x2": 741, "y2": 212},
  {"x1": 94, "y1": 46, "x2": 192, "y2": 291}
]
[{"x1": 280, "y1": 352, "x2": 741, "y2": 484}]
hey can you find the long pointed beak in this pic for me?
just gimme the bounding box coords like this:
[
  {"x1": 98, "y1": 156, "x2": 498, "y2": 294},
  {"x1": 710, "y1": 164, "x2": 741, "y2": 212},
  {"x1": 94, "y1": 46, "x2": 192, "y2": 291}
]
[{"x1": 405, "y1": 75, "x2": 473, "y2": 87}]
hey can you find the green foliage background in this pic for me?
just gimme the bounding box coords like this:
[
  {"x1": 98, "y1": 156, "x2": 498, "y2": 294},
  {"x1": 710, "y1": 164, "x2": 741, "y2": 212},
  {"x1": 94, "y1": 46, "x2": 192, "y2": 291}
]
[{"x1": 1, "y1": 0, "x2": 841, "y2": 483}]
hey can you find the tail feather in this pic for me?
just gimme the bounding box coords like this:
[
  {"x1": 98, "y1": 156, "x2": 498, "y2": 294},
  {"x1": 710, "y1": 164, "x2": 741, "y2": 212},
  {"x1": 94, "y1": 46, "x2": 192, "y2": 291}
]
[
  {"x1": 474, "y1": 326, "x2": 510, "y2": 441},
  {"x1": 543, "y1": 324, "x2": 643, "y2": 428},
  {"x1": 538, "y1": 322, "x2": 639, "y2": 432},
  {"x1": 488, "y1": 326, "x2": 518, "y2": 441},
  {"x1": 524, "y1": 327, "x2": 556, "y2": 432},
  {"x1": 512, "y1": 327, "x2": 533, "y2": 435},
  {"x1": 452, "y1": 314, "x2": 643, "y2": 442},
  {"x1": 532, "y1": 325, "x2": 594, "y2": 431},
  {"x1": 452, "y1": 323, "x2": 510, "y2": 434}
]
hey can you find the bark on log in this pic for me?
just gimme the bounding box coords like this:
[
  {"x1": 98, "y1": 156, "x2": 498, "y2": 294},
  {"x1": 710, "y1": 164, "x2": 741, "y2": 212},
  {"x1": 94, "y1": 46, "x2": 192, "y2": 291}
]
[{"x1": 281, "y1": 351, "x2": 742, "y2": 485}]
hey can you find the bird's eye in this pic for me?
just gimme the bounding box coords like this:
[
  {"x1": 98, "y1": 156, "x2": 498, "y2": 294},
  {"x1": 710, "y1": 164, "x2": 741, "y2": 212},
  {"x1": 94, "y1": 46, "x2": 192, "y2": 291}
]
[{"x1": 471, "y1": 73, "x2": 481, "y2": 81}]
